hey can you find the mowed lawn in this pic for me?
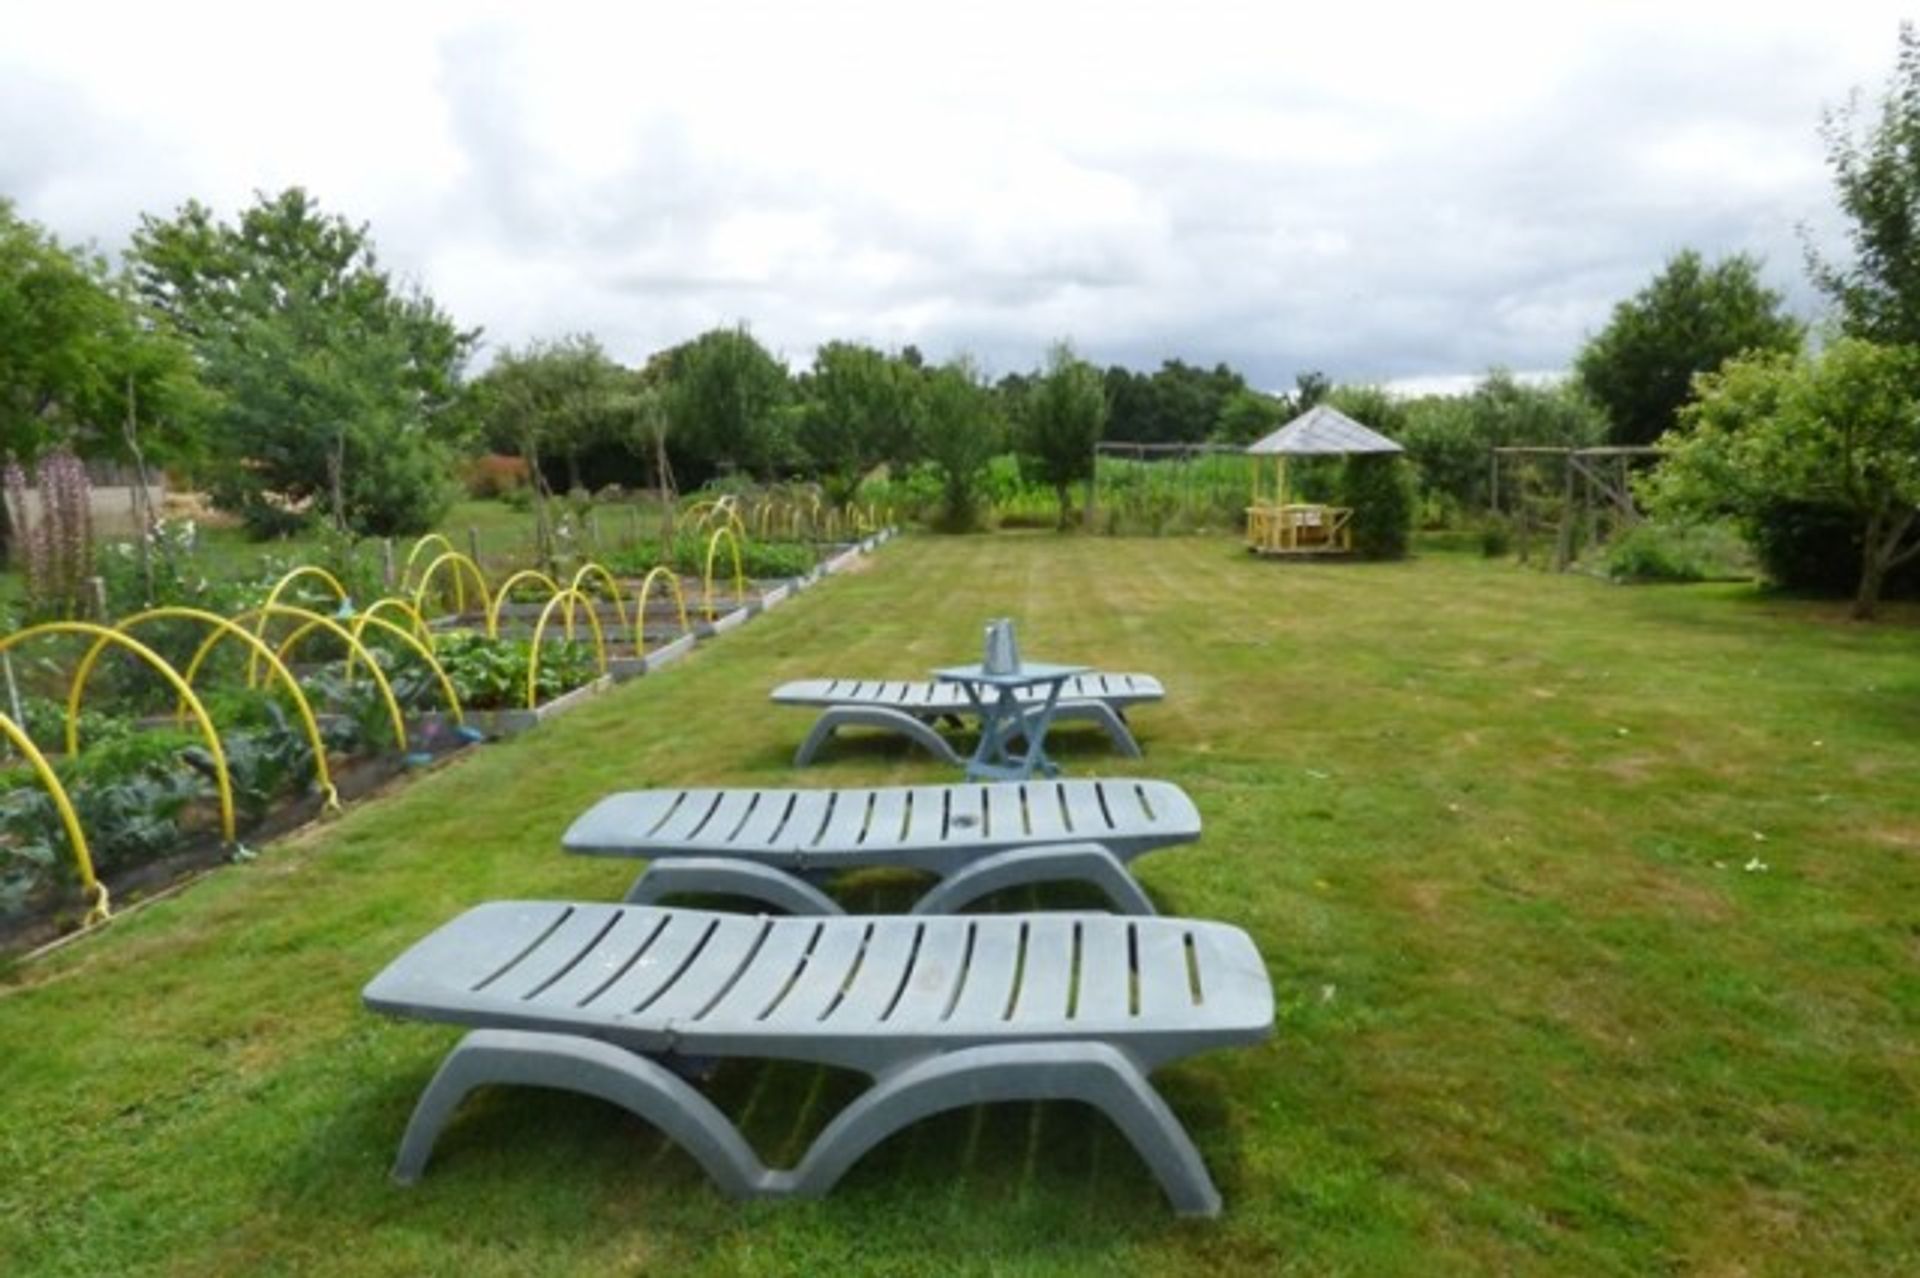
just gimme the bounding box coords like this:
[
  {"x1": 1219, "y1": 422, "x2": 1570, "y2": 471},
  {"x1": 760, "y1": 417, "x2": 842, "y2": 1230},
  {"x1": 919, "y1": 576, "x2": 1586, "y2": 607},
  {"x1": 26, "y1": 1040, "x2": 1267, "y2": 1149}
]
[{"x1": 2, "y1": 535, "x2": 1917, "y2": 1275}]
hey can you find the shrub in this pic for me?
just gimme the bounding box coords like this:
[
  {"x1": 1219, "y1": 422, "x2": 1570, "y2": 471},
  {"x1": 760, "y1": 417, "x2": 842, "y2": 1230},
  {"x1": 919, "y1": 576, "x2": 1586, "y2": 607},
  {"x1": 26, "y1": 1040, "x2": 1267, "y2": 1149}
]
[
  {"x1": 463, "y1": 454, "x2": 530, "y2": 499},
  {"x1": 1340, "y1": 455, "x2": 1415, "y2": 559},
  {"x1": 1744, "y1": 500, "x2": 1920, "y2": 598},
  {"x1": 1603, "y1": 520, "x2": 1751, "y2": 583}
]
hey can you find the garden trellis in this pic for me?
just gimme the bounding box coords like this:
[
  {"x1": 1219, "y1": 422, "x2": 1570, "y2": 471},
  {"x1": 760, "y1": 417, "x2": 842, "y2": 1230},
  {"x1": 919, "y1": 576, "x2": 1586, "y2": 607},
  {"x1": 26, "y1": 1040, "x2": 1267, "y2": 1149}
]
[{"x1": 1490, "y1": 445, "x2": 1664, "y2": 570}]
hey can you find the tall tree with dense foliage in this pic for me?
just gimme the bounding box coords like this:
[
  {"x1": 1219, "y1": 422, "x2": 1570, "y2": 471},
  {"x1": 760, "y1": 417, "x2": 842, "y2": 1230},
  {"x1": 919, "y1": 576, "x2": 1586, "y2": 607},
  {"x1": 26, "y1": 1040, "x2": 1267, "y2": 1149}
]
[
  {"x1": 1398, "y1": 371, "x2": 1606, "y2": 516},
  {"x1": 468, "y1": 336, "x2": 635, "y2": 557},
  {"x1": 1019, "y1": 342, "x2": 1108, "y2": 526},
  {"x1": 129, "y1": 188, "x2": 476, "y2": 536},
  {"x1": 1, "y1": 201, "x2": 205, "y2": 461},
  {"x1": 1648, "y1": 339, "x2": 1920, "y2": 618},
  {"x1": 662, "y1": 325, "x2": 791, "y2": 480},
  {"x1": 1, "y1": 200, "x2": 206, "y2": 562},
  {"x1": 1212, "y1": 386, "x2": 1287, "y2": 445},
  {"x1": 1574, "y1": 250, "x2": 1803, "y2": 446},
  {"x1": 1809, "y1": 23, "x2": 1920, "y2": 344},
  {"x1": 918, "y1": 359, "x2": 1003, "y2": 531},
  {"x1": 796, "y1": 342, "x2": 922, "y2": 501}
]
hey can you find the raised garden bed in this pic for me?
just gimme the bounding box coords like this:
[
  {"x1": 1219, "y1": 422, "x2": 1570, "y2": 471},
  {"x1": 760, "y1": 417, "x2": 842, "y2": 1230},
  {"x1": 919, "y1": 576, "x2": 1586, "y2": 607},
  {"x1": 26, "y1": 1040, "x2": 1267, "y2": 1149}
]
[{"x1": 458, "y1": 673, "x2": 614, "y2": 738}]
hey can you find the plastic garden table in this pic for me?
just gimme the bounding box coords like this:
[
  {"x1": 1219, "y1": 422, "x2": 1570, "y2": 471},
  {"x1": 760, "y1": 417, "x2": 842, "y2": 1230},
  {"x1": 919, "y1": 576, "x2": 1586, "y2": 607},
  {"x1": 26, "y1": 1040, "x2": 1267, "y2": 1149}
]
[{"x1": 932, "y1": 661, "x2": 1091, "y2": 781}]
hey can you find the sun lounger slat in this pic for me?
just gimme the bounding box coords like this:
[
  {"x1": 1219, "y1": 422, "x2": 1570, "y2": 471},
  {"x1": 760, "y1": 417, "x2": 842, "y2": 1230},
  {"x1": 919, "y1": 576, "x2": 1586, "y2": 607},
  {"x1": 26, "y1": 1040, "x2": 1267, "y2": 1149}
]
[
  {"x1": 1010, "y1": 915, "x2": 1076, "y2": 1024},
  {"x1": 1021, "y1": 782, "x2": 1073, "y2": 842},
  {"x1": 1074, "y1": 916, "x2": 1135, "y2": 1022},
  {"x1": 488, "y1": 907, "x2": 621, "y2": 1001},
  {"x1": 982, "y1": 784, "x2": 1025, "y2": 842},
  {"x1": 1061, "y1": 782, "x2": 1114, "y2": 834},
  {"x1": 945, "y1": 919, "x2": 1020, "y2": 1026},
  {"x1": 883, "y1": 916, "x2": 972, "y2": 1021},
  {"x1": 578, "y1": 911, "x2": 717, "y2": 1011},
  {"x1": 643, "y1": 916, "x2": 777, "y2": 1020},
  {"x1": 653, "y1": 790, "x2": 723, "y2": 842},
  {"x1": 766, "y1": 922, "x2": 873, "y2": 1023},
  {"x1": 826, "y1": 918, "x2": 923, "y2": 1022},
  {"x1": 1135, "y1": 924, "x2": 1195, "y2": 1019},
  {"x1": 533, "y1": 908, "x2": 671, "y2": 1007},
  {"x1": 902, "y1": 786, "x2": 949, "y2": 845},
  {"x1": 699, "y1": 919, "x2": 825, "y2": 1021}
]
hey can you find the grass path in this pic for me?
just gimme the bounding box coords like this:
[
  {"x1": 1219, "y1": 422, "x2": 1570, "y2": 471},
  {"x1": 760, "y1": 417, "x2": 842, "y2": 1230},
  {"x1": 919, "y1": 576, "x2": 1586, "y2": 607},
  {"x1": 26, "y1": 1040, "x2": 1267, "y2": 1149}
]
[{"x1": 1, "y1": 535, "x2": 1916, "y2": 1275}]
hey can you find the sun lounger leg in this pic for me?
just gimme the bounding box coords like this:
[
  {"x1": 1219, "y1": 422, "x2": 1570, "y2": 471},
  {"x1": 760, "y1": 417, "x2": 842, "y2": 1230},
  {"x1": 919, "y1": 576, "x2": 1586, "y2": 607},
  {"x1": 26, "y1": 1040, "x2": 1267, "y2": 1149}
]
[
  {"x1": 911, "y1": 841, "x2": 1157, "y2": 916},
  {"x1": 623, "y1": 858, "x2": 846, "y2": 915},
  {"x1": 1033, "y1": 701, "x2": 1143, "y2": 758},
  {"x1": 392, "y1": 1030, "x2": 770, "y2": 1196},
  {"x1": 783, "y1": 1042, "x2": 1223, "y2": 1217},
  {"x1": 793, "y1": 707, "x2": 964, "y2": 767}
]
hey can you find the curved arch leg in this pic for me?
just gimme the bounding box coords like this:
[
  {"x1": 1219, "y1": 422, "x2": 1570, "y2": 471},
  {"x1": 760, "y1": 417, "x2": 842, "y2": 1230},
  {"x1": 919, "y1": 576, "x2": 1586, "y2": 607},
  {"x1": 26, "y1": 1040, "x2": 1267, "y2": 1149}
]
[
  {"x1": 392, "y1": 1030, "x2": 770, "y2": 1195},
  {"x1": 623, "y1": 858, "x2": 846, "y2": 915},
  {"x1": 781, "y1": 1042, "x2": 1222, "y2": 1217},
  {"x1": 911, "y1": 842, "x2": 1156, "y2": 916},
  {"x1": 793, "y1": 707, "x2": 964, "y2": 767}
]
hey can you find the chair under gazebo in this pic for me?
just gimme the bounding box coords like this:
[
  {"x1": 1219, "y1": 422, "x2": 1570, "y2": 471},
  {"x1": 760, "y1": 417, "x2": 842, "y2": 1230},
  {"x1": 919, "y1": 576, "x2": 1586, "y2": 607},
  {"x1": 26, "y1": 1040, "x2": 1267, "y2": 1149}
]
[{"x1": 1243, "y1": 405, "x2": 1405, "y2": 556}]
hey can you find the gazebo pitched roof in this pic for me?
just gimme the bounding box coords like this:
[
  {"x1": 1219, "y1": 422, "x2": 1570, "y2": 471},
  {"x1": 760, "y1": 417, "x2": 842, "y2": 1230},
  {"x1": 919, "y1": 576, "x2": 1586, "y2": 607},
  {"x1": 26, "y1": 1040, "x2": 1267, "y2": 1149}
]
[{"x1": 1245, "y1": 405, "x2": 1404, "y2": 456}]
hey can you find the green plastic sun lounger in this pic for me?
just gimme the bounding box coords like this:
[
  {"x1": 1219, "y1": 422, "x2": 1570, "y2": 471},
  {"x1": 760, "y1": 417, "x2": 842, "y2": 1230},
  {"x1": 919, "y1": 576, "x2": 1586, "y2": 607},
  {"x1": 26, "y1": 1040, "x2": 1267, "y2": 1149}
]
[
  {"x1": 563, "y1": 778, "x2": 1201, "y2": 916},
  {"x1": 772, "y1": 673, "x2": 1164, "y2": 765},
  {"x1": 364, "y1": 900, "x2": 1273, "y2": 1216}
]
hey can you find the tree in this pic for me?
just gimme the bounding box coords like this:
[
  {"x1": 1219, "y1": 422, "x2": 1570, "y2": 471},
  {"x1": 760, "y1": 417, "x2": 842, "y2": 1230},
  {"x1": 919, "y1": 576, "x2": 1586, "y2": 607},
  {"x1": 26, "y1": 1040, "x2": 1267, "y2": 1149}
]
[
  {"x1": 1292, "y1": 370, "x2": 1331, "y2": 410},
  {"x1": 1398, "y1": 371, "x2": 1606, "y2": 516},
  {"x1": 468, "y1": 336, "x2": 634, "y2": 559},
  {"x1": 1, "y1": 200, "x2": 207, "y2": 564},
  {"x1": 129, "y1": 188, "x2": 477, "y2": 536},
  {"x1": 1809, "y1": 23, "x2": 1920, "y2": 344},
  {"x1": 918, "y1": 359, "x2": 1002, "y2": 531},
  {"x1": 1341, "y1": 454, "x2": 1416, "y2": 559},
  {"x1": 1574, "y1": 250, "x2": 1803, "y2": 447},
  {"x1": 1213, "y1": 386, "x2": 1286, "y2": 445},
  {"x1": 1019, "y1": 342, "x2": 1107, "y2": 527},
  {"x1": 662, "y1": 325, "x2": 791, "y2": 479},
  {"x1": 0, "y1": 201, "x2": 205, "y2": 463},
  {"x1": 1647, "y1": 339, "x2": 1920, "y2": 618},
  {"x1": 796, "y1": 342, "x2": 922, "y2": 501}
]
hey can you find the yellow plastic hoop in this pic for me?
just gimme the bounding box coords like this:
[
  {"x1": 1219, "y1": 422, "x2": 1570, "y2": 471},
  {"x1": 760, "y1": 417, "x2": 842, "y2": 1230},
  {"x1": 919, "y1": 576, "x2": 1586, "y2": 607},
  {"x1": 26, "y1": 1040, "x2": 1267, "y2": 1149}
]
[
  {"x1": 0, "y1": 713, "x2": 107, "y2": 924},
  {"x1": 345, "y1": 612, "x2": 465, "y2": 726},
  {"x1": 486, "y1": 569, "x2": 564, "y2": 638},
  {"x1": 251, "y1": 565, "x2": 351, "y2": 685},
  {"x1": 526, "y1": 588, "x2": 607, "y2": 710},
  {"x1": 400, "y1": 532, "x2": 458, "y2": 591},
  {"x1": 568, "y1": 562, "x2": 631, "y2": 637},
  {"x1": 90, "y1": 607, "x2": 340, "y2": 811},
  {"x1": 352, "y1": 596, "x2": 437, "y2": 650},
  {"x1": 634, "y1": 565, "x2": 692, "y2": 655},
  {"x1": 204, "y1": 605, "x2": 411, "y2": 753},
  {"x1": 702, "y1": 526, "x2": 748, "y2": 623},
  {"x1": 0, "y1": 623, "x2": 237, "y2": 845},
  {"x1": 411, "y1": 551, "x2": 493, "y2": 622}
]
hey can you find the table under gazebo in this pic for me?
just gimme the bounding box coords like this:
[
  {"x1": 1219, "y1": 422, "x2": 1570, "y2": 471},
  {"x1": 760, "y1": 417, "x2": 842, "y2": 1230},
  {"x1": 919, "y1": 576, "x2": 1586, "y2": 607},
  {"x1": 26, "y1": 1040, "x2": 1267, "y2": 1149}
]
[{"x1": 1243, "y1": 405, "x2": 1405, "y2": 556}]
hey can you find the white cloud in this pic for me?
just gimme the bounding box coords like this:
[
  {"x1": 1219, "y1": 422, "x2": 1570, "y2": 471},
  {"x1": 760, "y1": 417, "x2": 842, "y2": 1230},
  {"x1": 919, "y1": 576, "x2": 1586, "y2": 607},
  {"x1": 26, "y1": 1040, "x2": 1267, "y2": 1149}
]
[{"x1": 1, "y1": 0, "x2": 1909, "y2": 384}]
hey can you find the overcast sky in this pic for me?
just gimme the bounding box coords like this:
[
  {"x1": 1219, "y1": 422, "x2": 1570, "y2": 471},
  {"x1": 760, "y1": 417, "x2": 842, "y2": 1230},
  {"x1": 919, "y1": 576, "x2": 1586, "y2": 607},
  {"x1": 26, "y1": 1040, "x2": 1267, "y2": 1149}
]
[{"x1": 1, "y1": 1, "x2": 1908, "y2": 390}]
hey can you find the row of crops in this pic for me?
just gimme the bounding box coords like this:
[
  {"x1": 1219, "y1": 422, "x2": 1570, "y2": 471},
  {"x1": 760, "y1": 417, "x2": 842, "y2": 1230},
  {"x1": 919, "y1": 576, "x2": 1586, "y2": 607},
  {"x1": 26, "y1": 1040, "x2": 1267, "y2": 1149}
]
[{"x1": 0, "y1": 498, "x2": 894, "y2": 951}]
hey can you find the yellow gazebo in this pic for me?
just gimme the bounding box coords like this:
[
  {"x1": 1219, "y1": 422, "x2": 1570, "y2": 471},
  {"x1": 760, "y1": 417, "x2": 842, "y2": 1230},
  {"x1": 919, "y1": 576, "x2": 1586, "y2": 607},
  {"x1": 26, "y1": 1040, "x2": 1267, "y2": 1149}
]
[{"x1": 1244, "y1": 404, "x2": 1404, "y2": 556}]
